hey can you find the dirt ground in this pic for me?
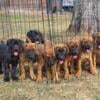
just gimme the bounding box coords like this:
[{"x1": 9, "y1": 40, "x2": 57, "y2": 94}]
[{"x1": 0, "y1": 68, "x2": 100, "y2": 100}]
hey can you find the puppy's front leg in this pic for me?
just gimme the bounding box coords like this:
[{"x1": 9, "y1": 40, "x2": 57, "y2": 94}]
[
  {"x1": 75, "y1": 59, "x2": 82, "y2": 78},
  {"x1": 36, "y1": 58, "x2": 44, "y2": 82},
  {"x1": 29, "y1": 61, "x2": 36, "y2": 81},
  {"x1": 20, "y1": 61, "x2": 26, "y2": 80},
  {"x1": 51, "y1": 64, "x2": 56, "y2": 82},
  {"x1": 93, "y1": 54, "x2": 96, "y2": 69},
  {"x1": 64, "y1": 60, "x2": 70, "y2": 80},
  {"x1": 46, "y1": 67, "x2": 52, "y2": 80},
  {"x1": 55, "y1": 64, "x2": 60, "y2": 81},
  {"x1": 90, "y1": 57, "x2": 97, "y2": 75}
]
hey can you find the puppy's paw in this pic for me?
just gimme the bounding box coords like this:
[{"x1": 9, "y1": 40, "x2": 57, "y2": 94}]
[
  {"x1": 75, "y1": 71, "x2": 81, "y2": 78},
  {"x1": 11, "y1": 76, "x2": 19, "y2": 81},
  {"x1": 36, "y1": 77, "x2": 42, "y2": 82},
  {"x1": 64, "y1": 74, "x2": 70, "y2": 80},
  {"x1": 21, "y1": 74, "x2": 26, "y2": 80},
  {"x1": 91, "y1": 69, "x2": 97, "y2": 75},
  {"x1": 4, "y1": 77, "x2": 10, "y2": 82},
  {"x1": 31, "y1": 76, "x2": 36, "y2": 81}
]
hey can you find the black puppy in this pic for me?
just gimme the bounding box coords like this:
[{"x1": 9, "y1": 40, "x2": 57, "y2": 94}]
[
  {"x1": 27, "y1": 30, "x2": 44, "y2": 44},
  {"x1": 0, "y1": 41, "x2": 10, "y2": 81},
  {"x1": 6, "y1": 39, "x2": 24, "y2": 81}
]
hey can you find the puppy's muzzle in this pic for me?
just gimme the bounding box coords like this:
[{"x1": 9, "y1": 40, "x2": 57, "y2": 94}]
[
  {"x1": 47, "y1": 57, "x2": 55, "y2": 66},
  {"x1": 69, "y1": 47, "x2": 79, "y2": 59},
  {"x1": 81, "y1": 44, "x2": 91, "y2": 53},
  {"x1": 96, "y1": 38, "x2": 100, "y2": 49},
  {"x1": 26, "y1": 50, "x2": 37, "y2": 63},
  {"x1": 56, "y1": 51, "x2": 67, "y2": 64}
]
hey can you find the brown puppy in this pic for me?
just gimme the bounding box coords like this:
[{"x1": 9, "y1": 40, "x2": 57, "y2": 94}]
[
  {"x1": 66, "y1": 39, "x2": 81, "y2": 78},
  {"x1": 34, "y1": 40, "x2": 55, "y2": 82},
  {"x1": 19, "y1": 43, "x2": 38, "y2": 81},
  {"x1": 43, "y1": 40, "x2": 56, "y2": 81},
  {"x1": 54, "y1": 43, "x2": 70, "y2": 81},
  {"x1": 92, "y1": 33, "x2": 100, "y2": 66},
  {"x1": 20, "y1": 40, "x2": 55, "y2": 82},
  {"x1": 80, "y1": 36, "x2": 97, "y2": 75}
]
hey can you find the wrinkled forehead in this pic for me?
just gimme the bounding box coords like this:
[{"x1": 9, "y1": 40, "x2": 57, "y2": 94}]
[
  {"x1": 55, "y1": 44, "x2": 65, "y2": 48},
  {"x1": 25, "y1": 43, "x2": 36, "y2": 50},
  {"x1": 69, "y1": 40, "x2": 80, "y2": 46},
  {"x1": 55, "y1": 45, "x2": 67, "y2": 52},
  {"x1": 82, "y1": 36, "x2": 93, "y2": 42}
]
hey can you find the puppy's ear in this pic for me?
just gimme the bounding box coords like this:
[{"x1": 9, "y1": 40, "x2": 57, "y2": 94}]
[
  {"x1": 7, "y1": 40, "x2": 10, "y2": 46},
  {"x1": 26, "y1": 38, "x2": 32, "y2": 43},
  {"x1": 88, "y1": 36, "x2": 93, "y2": 42},
  {"x1": 24, "y1": 43, "x2": 36, "y2": 50},
  {"x1": 54, "y1": 46, "x2": 59, "y2": 52},
  {"x1": 18, "y1": 39, "x2": 24, "y2": 45},
  {"x1": 64, "y1": 44, "x2": 69, "y2": 53},
  {"x1": 92, "y1": 34, "x2": 96, "y2": 40}
]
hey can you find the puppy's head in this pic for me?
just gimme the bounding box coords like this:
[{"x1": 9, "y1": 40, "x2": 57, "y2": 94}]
[
  {"x1": 54, "y1": 44, "x2": 69, "y2": 64},
  {"x1": 67, "y1": 39, "x2": 80, "y2": 59},
  {"x1": 81, "y1": 36, "x2": 93, "y2": 53},
  {"x1": 46, "y1": 56, "x2": 55, "y2": 66},
  {"x1": 24, "y1": 43, "x2": 37, "y2": 63},
  {"x1": 26, "y1": 30, "x2": 44, "y2": 44},
  {"x1": 7, "y1": 39, "x2": 24, "y2": 57},
  {"x1": 92, "y1": 33, "x2": 100, "y2": 50}
]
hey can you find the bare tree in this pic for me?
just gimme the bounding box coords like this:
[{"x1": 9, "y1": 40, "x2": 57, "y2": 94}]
[{"x1": 68, "y1": 0, "x2": 100, "y2": 34}]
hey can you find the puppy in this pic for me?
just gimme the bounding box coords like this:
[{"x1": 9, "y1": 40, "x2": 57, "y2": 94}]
[
  {"x1": 20, "y1": 40, "x2": 55, "y2": 82},
  {"x1": 43, "y1": 40, "x2": 56, "y2": 81},
  {"x1": 0, "y1": 41, "x2": 10, "y2": 81},
  {"x1": 19, "y1": 43, "x2": 38, "y2": 81},
  {"x1": 7, "y1": 39, "x2": 24, "y2": 81},
  {"x1": 80, "y1": 36, "x2": 97, "y2": 75},
  {"x1": 54, "y1": 43, "x2": 70, "y2": 81},
  {"x1": 34, "y1": 40, "x2": 55, "y2": 82},
  {"x1": 92, "y1": 33, "x2": 100, "y2": 66},
  {"x1": 66, "y1": 39, "x2": 81, "y2": 78},
  {"x1": 26, "y1": 29, "x2": 45, "y2": 44}
]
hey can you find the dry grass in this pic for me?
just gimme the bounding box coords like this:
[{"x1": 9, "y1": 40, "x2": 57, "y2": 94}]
[
  {"x1": 0, "y1": 69, "x2": 100, "y2": 100},
  {"x1": 0, "y1": 10, "x2": 100, "y2": 100},
  {"x1": 0, "y1": 10, "x2": 72, "y2": 41}
]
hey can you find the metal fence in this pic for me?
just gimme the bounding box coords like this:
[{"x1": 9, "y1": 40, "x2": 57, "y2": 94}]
[
  {"x1": 0, "y1": 0, "x2": 73, "y2": 43},
  {"x1": 0, "y1": 0, "x2": 100, "y2": 81}
]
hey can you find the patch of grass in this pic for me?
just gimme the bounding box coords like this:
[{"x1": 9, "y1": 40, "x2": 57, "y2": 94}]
[{"x1": 0, "y1": 11, "x2": 72, "y2": 41}]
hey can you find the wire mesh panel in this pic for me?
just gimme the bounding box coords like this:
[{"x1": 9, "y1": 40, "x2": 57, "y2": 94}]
[
  {"x1": 0, "y1": 0, "x2": 100, "y2": 81},
  {"x1": 0, "y1": 1, "x2": 100, "y2": 99},
  {"x1": 0, "y1": 0, "x2": 72, "y2": 42}
]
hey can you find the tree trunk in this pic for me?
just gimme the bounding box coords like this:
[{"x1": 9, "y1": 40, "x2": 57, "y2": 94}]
[{"x1": 68, "y1": 0, "x2": 100, "y2": 34}]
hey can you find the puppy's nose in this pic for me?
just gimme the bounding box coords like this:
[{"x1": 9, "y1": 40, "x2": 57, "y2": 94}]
[
  {"x1": 85, "y1": 45, "x2": 91, "y2": 49},
  {"x1": 29, "y1": 55, "x2": 36, "y2": 62},
  {"x1": 59, "y1": 54, "x2": 65, "y2": 60},
  {"x1": 96, "y1": 39, "x2": 100, "y2": 45},
  {"x1": 48, "y1": 59, "x2": 54, "y2": 66},
  {"x1": 73, "y1": 51, "x2": 79, "y2": 55},
  {"x1": 14, "y1": 45, "x2": 19, "y2": 51}
]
